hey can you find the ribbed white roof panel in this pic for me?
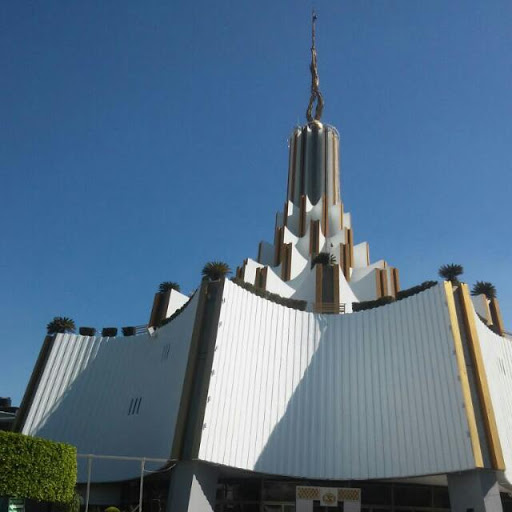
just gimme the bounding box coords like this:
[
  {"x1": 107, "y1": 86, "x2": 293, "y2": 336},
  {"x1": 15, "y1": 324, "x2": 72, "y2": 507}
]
[
  {"x1": 475, "y1": 314, "x2": 512, "y2": 487},
  {"x1": 22, "y1": 295, "x2": 199, "y2": 483},
  {"x1": 198, "y1": 280, "x2": 475, "y2": 479}
]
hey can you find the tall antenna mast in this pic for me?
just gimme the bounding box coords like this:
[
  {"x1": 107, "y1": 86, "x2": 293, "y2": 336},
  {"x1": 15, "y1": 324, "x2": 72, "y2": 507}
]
[{"x1": 306, "y1": 9, "x2": 324, "y2": 122}]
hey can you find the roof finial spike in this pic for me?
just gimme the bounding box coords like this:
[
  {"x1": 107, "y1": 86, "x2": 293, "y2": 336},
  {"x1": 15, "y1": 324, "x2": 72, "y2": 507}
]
[{"x1": 306, "y1": 9, "x2": 324, "y2": 123}]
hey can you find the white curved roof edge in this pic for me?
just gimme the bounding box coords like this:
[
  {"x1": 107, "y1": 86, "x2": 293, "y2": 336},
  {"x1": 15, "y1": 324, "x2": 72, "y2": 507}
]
[
  {"x1": 264, "y1": 266, "x2": 295, "y2": 298},
  {"x1": 242, "y1": 258, "x2": 264, "y2": 285},
  {"x1": 473, "y1": 309, "x2": 512, "y2": 489},
  {"x1": 351, "y1": 260, "x2": 387, "y2": 282},
  {"x1": 165, "y1": 289, "x2": 190, "y2": 318}
]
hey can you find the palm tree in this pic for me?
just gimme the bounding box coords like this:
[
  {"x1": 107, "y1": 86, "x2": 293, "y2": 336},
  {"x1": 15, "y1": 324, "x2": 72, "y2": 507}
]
[
  {"x1": 438, "y1": 263, "x2": 464, "y2": 284},
  {"x1": 47, "y1": 316, "x2": 76, "y2": 335},
  {"x1": 312, "y1": 252, "x2": 336, "y2": 268},
  {"x1": 202, "y1": 261, "x2": 231, "y2": 281},
  {"x1": 471, "y1": 281, "x2": 497, "y2": 299},
  {"x1": 158, "y1": 281, "x2": 181, "y2": 293}
]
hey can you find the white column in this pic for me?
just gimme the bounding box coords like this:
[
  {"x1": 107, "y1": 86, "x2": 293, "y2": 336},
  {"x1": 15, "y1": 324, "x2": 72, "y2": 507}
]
[
  {"x1": 167, "y1": 461, "x2": 218, "y2": 512},
  {"x1": 448, "y1": 470, "x2": 503, "y2": 512}
]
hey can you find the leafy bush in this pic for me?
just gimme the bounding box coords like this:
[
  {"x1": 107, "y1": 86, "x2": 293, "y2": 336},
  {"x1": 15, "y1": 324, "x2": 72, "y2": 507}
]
[
  {"x1": 352, "y1": 296, "x2": 395, "y2": 312},
  {"x1": 104, "y1": 507, "x2": 120, "y2": 512},
  {"x1": 0, "y1": 431, "x2": 76, "y2": 503},
  {"x1": 79, "y1": 327, "x2": 96, "y2": 336},
  {"x1": 471, "y1": 281, "x2": 497, "y2": 299},
  {"x1": 353, "y1": 281, "x2": 438, "y2": 312},
  {"x1": 312, "y1": 252, "x2": 336, "y2": 267},
  {"x1": 202, "y1": 261, "x2": 231, "y2": 281},
  {"x1": 396, "y1": 281, "x2": 437, "y2": 301},
  {"x1": 438, "y1": 263, "x2": 464, "y2": 284},
  {"x1": 158, "y1": 281, "x2": 181, "y2": 293},
  {"x1": 232, "y1": 278, "x2": 307, "y2": 311},
  {"x1": 55, "y1": 491, "x2": 81, "y2": 512},
  {"x1": 47, "y1": 317, "x2": 76, "y2": 335}
]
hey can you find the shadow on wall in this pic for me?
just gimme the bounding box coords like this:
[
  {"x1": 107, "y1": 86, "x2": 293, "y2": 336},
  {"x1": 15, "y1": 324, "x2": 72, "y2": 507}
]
[
  {"x1": 252, "y1": 286, "x2": 475, "y2": 480},
  {"x1": 22, "y1": 296, "x2": 199, "y2": 483}
]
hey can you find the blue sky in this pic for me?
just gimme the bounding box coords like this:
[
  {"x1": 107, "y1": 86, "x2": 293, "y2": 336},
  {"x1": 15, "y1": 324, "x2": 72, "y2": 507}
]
[{"x1": 1, "y1": 1, "x2": 511, "y2": 405}]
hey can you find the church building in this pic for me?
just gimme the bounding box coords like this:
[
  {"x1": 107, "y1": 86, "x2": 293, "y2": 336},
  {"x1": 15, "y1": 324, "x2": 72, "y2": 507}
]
[{"x1": 14, "y1": 13, "x2": 512, "y2": 512}]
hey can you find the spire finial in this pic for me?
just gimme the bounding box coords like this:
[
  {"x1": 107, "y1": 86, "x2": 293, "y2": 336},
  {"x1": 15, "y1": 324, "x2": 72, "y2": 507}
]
[{"x1": 306, "y1": 9, "x2": 324, "y2": 122}]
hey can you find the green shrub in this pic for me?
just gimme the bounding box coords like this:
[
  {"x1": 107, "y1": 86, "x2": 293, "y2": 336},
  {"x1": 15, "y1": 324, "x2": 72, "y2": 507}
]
[
  {"x1": 105, "y1": 507, "x2": 120, "y2": 512},
  {"x1": 232, "y1": 278, "x2": 307, "y2": 311},
  {"x1": 396, "y1": 280, "x2": 437, "y2": 301},
  {"x1": 55, "y1": 491, "x2": 81, "y2": 512},
  {"x1": 352, "y1": 296, "x2": 395, "y2": 312},
  {"x1": 0, "y1": 431, "x2": 76, "y2": 503}
]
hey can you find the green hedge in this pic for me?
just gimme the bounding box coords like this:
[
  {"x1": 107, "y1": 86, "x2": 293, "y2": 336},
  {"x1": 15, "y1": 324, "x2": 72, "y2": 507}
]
[
  {"x1": 353, "y1": 281, "x2": 439, "y2": 312},
  {"x1": 396, "y1": 280, "x2": 437, "y2": 301},
  {"x1": 232, "y1": 278, "x2": 307, "y2": 311},
  {"x1": 352, "y1": 295, "x2": 396, "y2": 312},
  {"x1": 0, "y1": 431, "x2": 76, "y2": 503}
]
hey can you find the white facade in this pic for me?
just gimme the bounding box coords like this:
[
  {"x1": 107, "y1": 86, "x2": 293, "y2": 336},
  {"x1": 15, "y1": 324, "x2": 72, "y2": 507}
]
[
  {"x1": 22, "y1": 294, "x2": 199, "y2": 482},
  {"x1": 198, "y1": 280, "x2": 475, "y2": 479}
]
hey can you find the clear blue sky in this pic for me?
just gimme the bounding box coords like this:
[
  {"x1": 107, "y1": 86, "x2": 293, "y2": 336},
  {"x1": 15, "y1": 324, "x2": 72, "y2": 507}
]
[{"x1": 1, "y1": 1, "x2": 511, "y2": 405}]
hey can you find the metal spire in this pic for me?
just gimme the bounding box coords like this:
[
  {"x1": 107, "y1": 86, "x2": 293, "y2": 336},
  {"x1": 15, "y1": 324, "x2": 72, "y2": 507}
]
[{"x1": 306, "y1": 9, "x2": 324, "y2": 122}]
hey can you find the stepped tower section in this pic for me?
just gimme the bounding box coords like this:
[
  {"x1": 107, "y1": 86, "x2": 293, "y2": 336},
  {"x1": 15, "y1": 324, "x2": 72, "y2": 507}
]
[{"x1": 235, "y1": 14, "x2": 400, "y2": 312}]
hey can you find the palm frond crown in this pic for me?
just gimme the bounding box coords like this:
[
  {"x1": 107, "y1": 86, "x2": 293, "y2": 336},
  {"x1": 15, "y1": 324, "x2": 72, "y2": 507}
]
[
  {"x1": 47, "y1": 316, "x2": 76, "y2": 335},
  {"x1": 312, "y1": 252, "x2": 336, "y2": 268},
  {"x1": 471, "y1": 281, "x2": 497, "y2": 299},
  {"x1": 438, "y1": 263, "x2": 464, "y2": 284},
  {"x1": 202, "y1": 261, "x2": 231, "y2": 281},
  {"x1": 158, "y1": 281, "x2": 181, "y2": 293}
]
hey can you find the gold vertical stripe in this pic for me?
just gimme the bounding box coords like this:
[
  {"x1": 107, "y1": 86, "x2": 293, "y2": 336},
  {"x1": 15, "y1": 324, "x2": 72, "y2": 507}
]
[
  {"x1": 281, "y1": 243, "x2": 292, "y2": 281},
  {"x1": 389, "y1": 268, "x2": 396, "y2": 297},
  {"x1": 392, "y1": 268, "x2": 400, "y2": 294},
  {"x1": 339, "y1": 243, "x2": 346, "y2": 278},
  {"x1": 339, "y1": 202, "x2": 344, "y2": 230},
  {"x1": 316, "y1": 264, "x2": 323, "y2": 306},
  {"x1": 444, "y1": 281, "x2": 484, "y2": 468},
  {"x1": 260, "y1": 267, "x2": 268, "y2": 290},
  {"x1": 333, "y1": 132, "x2": 340, "y2": 203},
  {"x1": 343, "y1": 244, "x2": 351, "y2": 281},
  {"x1": 255, "y1": 268, "x2": 261, "y2": 288},
  {"x1": 322, "y1": 194, "x2": 328, "y2": 236},
  {"x1": 333, "y1": 265, "x2": 340, "y2": 304},
  {"x1": 459, "y1": 284, "x2": 505, "y2": 470},
  {"x1": 288, "y1": 133, "x2": 297, "y2": 202},
  {"x1": 332, "y1": 133, "x2": 337, "y2": 205},
  {"x1": 324, "y1": 131, "x2": 329, "y2": 206},
  {"x1": 274, "y1": 226, "x2": 283, "y2": 265},
  {"x1": 299, "y1": 195, "x2": 306, "y2": 237},
  {"x1": 380, "y1": 269, "x2": 389, "y2": 297},
  {"x1": 345, "y1": 228, "x2": 353, "y2": 268},
  {"x1": 490, "y1": 298, "x2": 505, "y2": 336},
  {"x1": 310, "y1": 220, "x2": 320, "y2": 256},
  {"x1": 375, "y1": 270, "x2": 382, "y2": 299},
  {"x1": 366, "y1": 244, "x2": 370, "y2": 266},
  {"x1": 149, "y1": 293, "x2": 163, "y2": 327},
  {"x1": 480, "y1": 295, "x2": 493, "y2": 326}
]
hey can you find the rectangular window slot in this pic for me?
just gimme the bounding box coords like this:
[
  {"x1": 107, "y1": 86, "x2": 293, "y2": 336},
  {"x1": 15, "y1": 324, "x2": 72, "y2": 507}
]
[{"x1": 128, "y1": 397, "x2": 143, "y2": 415}]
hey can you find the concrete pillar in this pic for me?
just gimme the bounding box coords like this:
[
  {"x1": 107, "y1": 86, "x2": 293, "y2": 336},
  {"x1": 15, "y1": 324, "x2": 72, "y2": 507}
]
[
  {"x1": 167, "y1": 461, "x2": 218, "y2": 512},
  {"x1": 448, "y1": 470, "x2": 503, "y2": 512}
]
